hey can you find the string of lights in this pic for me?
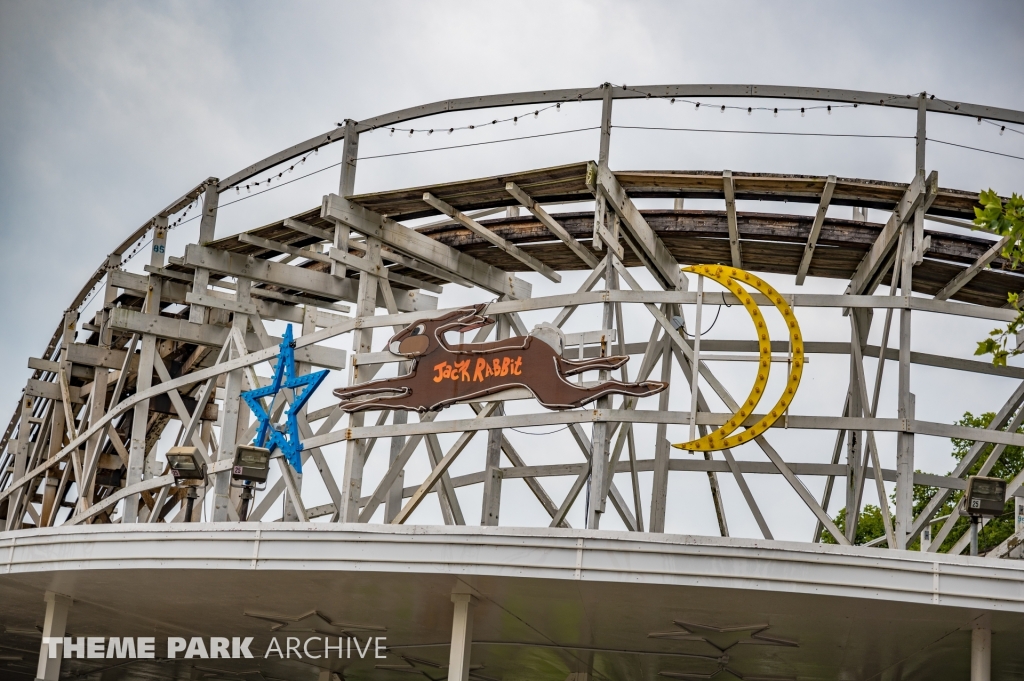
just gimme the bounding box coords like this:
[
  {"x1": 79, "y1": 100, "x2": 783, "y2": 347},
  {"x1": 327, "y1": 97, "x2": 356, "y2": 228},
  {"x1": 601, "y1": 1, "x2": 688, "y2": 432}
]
[
  {"x1": 614, "y1": 125, "x2": 914, "y2": 140},
  {"x1": 236, "y1": 144, "x2": 327, "y2": 195},
  {"x1": 152, "y1": 125, "x2": 601, "y2": 231},
  {"x1": 357, "y1": 126, "x2": 601, "y2": 161},
  {"x1": 613, "y1": 82, "x2": 870, "y2": 116},
  {"x1": 620, "y1": 84, "x2": 1024, "y2": 143},
  {"x1": 168, "y1": 198, "x2": 198, "y2": 229},
  {"x1": 232, "y1": 129, "x2": 344, "y2": 195},
  {"x1": 227, "y1": 85, "x2": 1021, "y2": 198},
  {"x1": 927, "y1": 94, "x2": 1024, "y2": 137},
  {"x1": 78, "y1": 234, "x2": 155, "y2": 313},
  {"x1": 366, "y1": 85, "x2": 606, "y2": 139}
]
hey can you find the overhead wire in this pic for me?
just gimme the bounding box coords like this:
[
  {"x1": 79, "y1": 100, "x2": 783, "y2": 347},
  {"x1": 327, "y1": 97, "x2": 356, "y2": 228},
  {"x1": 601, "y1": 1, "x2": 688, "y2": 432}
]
[{"x1": 926, "y1": 138, "x2": 1024, "y2": 162}]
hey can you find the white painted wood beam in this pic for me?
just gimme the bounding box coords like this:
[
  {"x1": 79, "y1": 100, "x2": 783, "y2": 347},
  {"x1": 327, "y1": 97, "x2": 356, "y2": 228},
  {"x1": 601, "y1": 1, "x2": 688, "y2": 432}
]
[
  {"x1": 848, "y1": 171, "x2": 936, "y2": 295},
  {"x1": 723, "y1": 170, "x2": 742, "y2": 269},
  {"x1": 322, "y1": 194, "x2": 532, "y2": 299},
  {"x1": 795, "y1": 175, "x2": 837, "y2": 285},
  {"x1": 505, "y1": 181, "x2": 600, "y2": 268},
  {"x1": 422, "y1": 193, "x2": 561, "y2": 283},
  {"x1": 587, "y1": 163, "x2": 682, "y2": 290},
  {"x1": 934, "y1": 236, "x2": 1010, "y2": 301}
]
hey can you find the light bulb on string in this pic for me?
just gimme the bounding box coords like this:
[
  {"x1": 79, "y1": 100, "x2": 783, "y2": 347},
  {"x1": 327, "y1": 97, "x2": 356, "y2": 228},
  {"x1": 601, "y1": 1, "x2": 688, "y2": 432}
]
[
  {"x1": 670, "y1": 98, "x2": 675, "y2": 104},
  {"x1": 428, "y1": 129, "x2": 433, "y2": 135},
  {"x1": 801, "y1": 107, "x2": 805, "y2": 117},
  {"x1": 773, "y1": 108, "x2": 778, "y2": 117},
  {"x1": 556, "y1": 103, "x2": 561, "y2": 112},
  {"x1": 695, "y1": 102, "x2": 700, "y2": 109},
  {"x1": 448, "y1": 128, "x2": 454, "y2": 134},
  {"x1": 720, "y1": 105, "x2": 725, "y2": 113},
  {"x1": 747, "y1": 107, "x2": 752, "y2": 115},
  {"x1": 408, "y1": 129, "x2": 413, "y2": 137},
  {"x1": 534, "y1": 110, "x2": 539, "y2": 118},
  {"x1": 1001, "y1": 126, "x2": 1006, "y2": 136},
  {"x1": 389, "y1": 128, "x2": 395, "y2": 136},
  {"x1": 513, "y1": 117, "x2": 518, "y2": 126},
  {"x1": 827, "y1": 105, "x2": 832, "y2": 115},
  {"x1": 978, "y1": 117, "x2": 982, "y2": 125}
]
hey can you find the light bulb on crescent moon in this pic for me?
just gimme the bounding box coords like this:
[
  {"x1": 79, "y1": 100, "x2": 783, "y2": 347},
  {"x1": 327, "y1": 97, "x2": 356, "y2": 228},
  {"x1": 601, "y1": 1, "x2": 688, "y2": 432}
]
[{"x1": 673, "y1": 265, "x2": 804, "y2": 451}]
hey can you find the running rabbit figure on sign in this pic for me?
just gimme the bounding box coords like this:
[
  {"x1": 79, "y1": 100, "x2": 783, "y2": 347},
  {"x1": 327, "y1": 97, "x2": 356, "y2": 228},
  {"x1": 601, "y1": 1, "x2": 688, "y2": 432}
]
[{"x1": 333, "y1": 304, "x2": 667, "y2": 413}]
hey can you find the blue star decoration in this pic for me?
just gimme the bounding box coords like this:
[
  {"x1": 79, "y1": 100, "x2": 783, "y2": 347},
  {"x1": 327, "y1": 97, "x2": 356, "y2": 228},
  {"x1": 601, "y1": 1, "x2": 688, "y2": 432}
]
[{"x1": 241, "y1": 325, "x2": 329, "y2": 473}]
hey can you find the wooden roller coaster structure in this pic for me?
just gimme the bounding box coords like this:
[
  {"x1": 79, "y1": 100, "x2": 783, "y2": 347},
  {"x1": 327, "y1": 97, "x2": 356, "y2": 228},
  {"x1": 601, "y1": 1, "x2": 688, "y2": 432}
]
[{"x1": 2, "y1": 84, "x2": 1024, "y2": 560}]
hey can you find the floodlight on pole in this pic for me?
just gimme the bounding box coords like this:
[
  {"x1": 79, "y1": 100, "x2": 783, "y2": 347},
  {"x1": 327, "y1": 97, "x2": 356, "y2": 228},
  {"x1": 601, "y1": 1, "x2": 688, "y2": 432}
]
[
  {"x1": 959, "y1": 476, "x2": 1008, "y2": 556},
  {"x1": 167, "y1": 446, "x2": 207, "y2": 523},
  {"x1": 232, "y1": 445, "x2": 272, "y2": 521}
]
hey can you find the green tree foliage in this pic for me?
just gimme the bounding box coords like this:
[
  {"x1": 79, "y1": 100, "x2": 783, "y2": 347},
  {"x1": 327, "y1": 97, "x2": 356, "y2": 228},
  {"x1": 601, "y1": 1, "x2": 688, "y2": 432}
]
[
  {"x1": 823, "y1": 505, "x2": 887, "y2": 545},
  {"x1": 973, "y1": 189, "x2": 1024, "y2": 365},
  {"x1": 822, "y1": 411, "x2": 1022, "y2": 553}
]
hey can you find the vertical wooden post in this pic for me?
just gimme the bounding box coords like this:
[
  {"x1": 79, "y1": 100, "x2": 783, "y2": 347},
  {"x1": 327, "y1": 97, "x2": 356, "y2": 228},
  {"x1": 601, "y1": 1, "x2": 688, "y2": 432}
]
[
  {"x1": 339, "y1": 240, "x2": 380, "y2": 521},
  {"x1": 78, "y1": 365, "x2": 109, "y2": 511},
  {"x1": 5, "y1": 392, "x2": 35, "y2": 530},
  {"x1": 384, "y1": 409, "x2": 407, "y2": 524},
  {"x1": 845, "y1": 310, "x2": 869, "y2": 543},
  {"x1": 481, "y1": 316, "x2": 508, "y2": 526},
  {"x1": 895, "y1": 96, "x2": 926, "y2": 549},
  {"x1": 592, "y1": 84, "x2": 613, "y2": 251},
  {"x1": 124, "y1": 220, "x2": 166, "y2": 523},
  {"x1": 332, "y1": 119, "x2": 360, "y2": 279},
  {"x1": 189, "y1": 179, "x2": 220, "y2": 324},
  {"x1": 649, "y1": 324, "x2": 673, "y2": 533},
  {"x1": 283, "y1": 307, "x2": 316, "y2": 520},
  {"x1": 41, "y1": 397, "x2": 66, "y2": 524},
  {"x1": 588, "y1": 220, "x2": 618, "y2": 530},
  {"x1": 585, "y1": 99, "x2": 616, "y2": 529},
  {"x1": 688, "y1": 276, "x2": 704, "y2": 441},
  {"x1": 212, "y1": 279, "x2": 250, "y2": 521}
]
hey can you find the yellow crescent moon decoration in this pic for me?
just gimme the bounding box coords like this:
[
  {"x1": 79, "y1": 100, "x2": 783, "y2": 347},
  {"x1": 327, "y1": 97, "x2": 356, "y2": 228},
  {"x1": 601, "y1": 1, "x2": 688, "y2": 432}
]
[{"x1": 672, "y1": 265, "x2": 804, "y2": 451}]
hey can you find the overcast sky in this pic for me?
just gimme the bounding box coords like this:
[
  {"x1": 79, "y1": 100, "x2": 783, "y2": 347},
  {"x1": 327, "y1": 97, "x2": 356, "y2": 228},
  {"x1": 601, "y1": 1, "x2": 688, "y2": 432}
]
[{"x1": 2, "y1": 1, "x2": 1024, "y2": 535}]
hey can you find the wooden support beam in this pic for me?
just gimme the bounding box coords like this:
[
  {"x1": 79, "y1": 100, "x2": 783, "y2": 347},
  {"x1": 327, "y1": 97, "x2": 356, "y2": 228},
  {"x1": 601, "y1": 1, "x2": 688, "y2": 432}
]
[
  {"x1": 848, "y1": 171, "x2": 935, "y2": 295},
  {"x1": 322, "y1": 193, "x2": 532, "y2": 299},
  {"x1": 181, "y1": 244, "x2": 435, "y2": 313},
  {"x1": 391, "y1": 402, "x2": 500, "y2": 525},
  {"x1": 505, "y1": 182, "x2": 599, "y2": 268},
  {"x1": 235, "y1": 231, "x2": 443, "y2": 293},
  {"x1": 107, "y1": 308, "x2": 347, "y2": 371},
  {"x1": 144, "y1": 264, "x2": 352, "y2": 314},
  {"x1": 422, "y1": 193, "x2": 561, "y2": 283},
  {"x1": 795, "y1": 175, "x2": 837, "y2": 285},
  {"x1": 934, "y1": 236, "x2": 1010, "y2": 301},
  {"x1": 723, "y1": 170, "x2": 742, "y2": 269},
  {"x1": 283, "y1": 218, "x2": 334, "y2": 242},
  {"x1": 587, "y1": 162, "x2": 682, "y2": 290}
]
